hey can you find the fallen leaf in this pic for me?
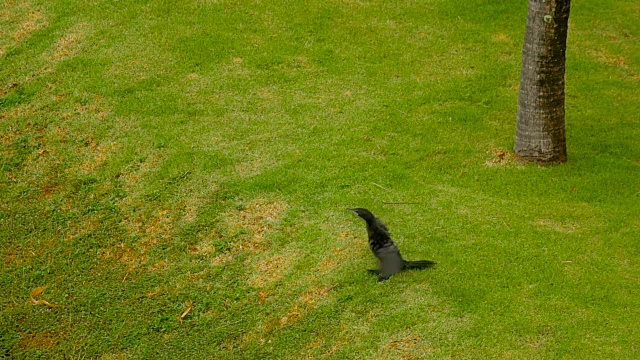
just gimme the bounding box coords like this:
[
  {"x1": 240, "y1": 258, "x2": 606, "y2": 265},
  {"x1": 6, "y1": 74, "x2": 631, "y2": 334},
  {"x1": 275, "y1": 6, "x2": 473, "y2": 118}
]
[
  {"x1": 30, "y1": 299, "x2": 63, "y2": 308},
  {"x1": 30, "y1": 286, "x2": 49, "y2": 297},
  {"x1": 30, "y1": 286, "x2": 63, "y2": 308},
  {"x1": 179, "y1": 301, "x2": 193, "y2": 322}
]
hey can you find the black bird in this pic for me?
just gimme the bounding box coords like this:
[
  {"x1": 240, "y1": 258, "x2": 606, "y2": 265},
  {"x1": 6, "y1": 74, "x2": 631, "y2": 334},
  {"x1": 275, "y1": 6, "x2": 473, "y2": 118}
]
[{"x1": 350, "y1": 208, "x2": 436, "y2": 281}]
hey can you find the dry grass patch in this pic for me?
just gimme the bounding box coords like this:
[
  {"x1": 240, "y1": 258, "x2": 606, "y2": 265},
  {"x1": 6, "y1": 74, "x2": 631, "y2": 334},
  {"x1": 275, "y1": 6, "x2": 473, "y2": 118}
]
[
  {"x1": 317, "y1": 230, "x2": 364, "y2": 273},
  {"x1": 0, "y1": 1, "x2": 46, "y2": 55},
  {"x1": 13, "y1": 10, "x2": 46, "y2": 41},
  {"x1": 117, "y1": 150, "x2": 163, "y2": 188},
  {"x1": 534, "y1": 219, "x2": 579, "y2": 233},
  {"x1": 234, "y1": 155, "x2": 279, "y2": 177},
  {"x1": 589, "y1": 50, "x2": 627, "y2": 68},
  {"x1": 70, "y1": 140, "x2": 119, "y2": 175},
  {"x1": 63, "y1": 216, "x2": 101, "y2": 242},
  {"x1": 48, "y1": 23, "x2": 91, "y2": 62},
  {"x1": 278, "y1": 284, "x2": 337, "y2": 327},
  {"x1": 226, "y1": 199, "x2": 287, "y2": 251},
  {"x1": 486, "y1": 146, "x2": 520, "y2": 166},
  {"x1": 247, "y1": 253, "x2": 296, "y2": 288},
  {"x1": 256, "y1": 290, "x2": 271, "y2": 304},
  {"x1": 241, "y1": 284, "x2": 337, "y2": 349},
  {"x1": 492, "y1": 33, "x2": 510, "y2": 42},
  {"x1": 377, "y1": 334, "x2": 430, "y2": 360},
  {"x1": 18, "y1": 329, "x2": 66, "y2": 351},
  {"x1": 101, "y1": 209, "x2": 174, "y2": 271},
  {"x1": 211, "y1": 253, "x2": 234, "y2": 266},
  {"x1": 131, "y1": 209, "x2": 174, "y2": 247},
  {"x1": 99, "y1": 242, "x2": 147, "y2": 271}
]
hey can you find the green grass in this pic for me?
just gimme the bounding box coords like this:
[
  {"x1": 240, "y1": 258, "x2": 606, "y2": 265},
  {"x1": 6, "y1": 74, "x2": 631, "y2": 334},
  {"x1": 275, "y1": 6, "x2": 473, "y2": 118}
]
[{"x1": 1, "y1": 0, "x2": 639, "y2": 358}]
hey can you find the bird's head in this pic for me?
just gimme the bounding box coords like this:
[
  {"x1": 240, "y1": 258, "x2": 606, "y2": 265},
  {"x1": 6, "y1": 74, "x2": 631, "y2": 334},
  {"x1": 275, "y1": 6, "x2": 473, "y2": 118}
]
[{"x1": 348, "y1": 208, "x2": 376, "y2": 221}]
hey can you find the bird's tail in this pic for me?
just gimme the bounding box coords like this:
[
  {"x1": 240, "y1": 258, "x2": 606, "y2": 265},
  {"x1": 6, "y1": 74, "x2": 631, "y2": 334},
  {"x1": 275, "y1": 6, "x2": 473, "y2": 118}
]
[{"x1": 404, "y1": 260, "x2": 436, "y2": 270}]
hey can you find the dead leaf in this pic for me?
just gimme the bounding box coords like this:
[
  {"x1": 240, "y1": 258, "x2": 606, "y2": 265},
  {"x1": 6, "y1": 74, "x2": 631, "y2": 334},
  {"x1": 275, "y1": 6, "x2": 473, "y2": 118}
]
[
  {"x1": 30, "y1": 286, "x2": 62, "y2": 308},
  {"x1": 179, "y1": 301, "x2": 193, "y2": 322},
  {"x1": 30, "y1": 286, "x2": 49, "y2": 297},
  {"x1": 30, "y1": 299, "x2": 63, "y2": 308}
]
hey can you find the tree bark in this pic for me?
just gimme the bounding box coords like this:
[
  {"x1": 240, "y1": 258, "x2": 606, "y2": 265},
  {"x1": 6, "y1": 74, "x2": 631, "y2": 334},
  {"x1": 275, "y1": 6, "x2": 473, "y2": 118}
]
[{"x1": 515, "y1": 0, "x2": 571, "y2": 163}]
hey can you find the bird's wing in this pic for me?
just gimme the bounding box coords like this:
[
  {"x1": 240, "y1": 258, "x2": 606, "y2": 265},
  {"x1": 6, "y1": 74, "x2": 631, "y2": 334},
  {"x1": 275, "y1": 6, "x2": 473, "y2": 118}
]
[{"x1": 375, "y1": 219, "x2": 391, "y2": 237}]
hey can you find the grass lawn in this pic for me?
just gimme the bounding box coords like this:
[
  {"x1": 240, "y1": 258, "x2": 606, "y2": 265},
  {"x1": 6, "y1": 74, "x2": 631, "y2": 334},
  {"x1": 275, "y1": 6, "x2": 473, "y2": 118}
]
[{"x1": 1, "y1": 0, "x2": 639, "y2": 358}]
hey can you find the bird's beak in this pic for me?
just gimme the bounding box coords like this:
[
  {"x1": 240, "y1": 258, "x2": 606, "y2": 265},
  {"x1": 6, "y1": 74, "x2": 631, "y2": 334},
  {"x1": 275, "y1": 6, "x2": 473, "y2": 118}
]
[{"x1": 348, "y1": 208, "x2": 358, "y2": 215}]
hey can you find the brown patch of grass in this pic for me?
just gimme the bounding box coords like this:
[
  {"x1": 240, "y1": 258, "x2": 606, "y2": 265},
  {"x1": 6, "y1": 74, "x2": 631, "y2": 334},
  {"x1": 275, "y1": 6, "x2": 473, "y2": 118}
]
[
  {"x1": 18, "y1": 329, "x2": 65, "y2": 350},
  {"x1": 64, "y1": 216, "x2": 101, "y2": 241},
  {"x1": 241, "y1": 284, "x2": 337, "y2": 349},
  {"x1": 486, "y1": 146, "x2": 520, "y2": 166},
  {"x1": 590, "y1": 50, "x2": 627, "y2": 68},
  {"x1": 99, "y1": 352, "x2": 131, "y2": 360},
  {"x1": 257, "y1": 290, "x2": 271, "y2": 303},
  {"x1": 381, "y1": 334, "x2": 428, "y2": 360},
  {"x1": 325, "y1": 340, "x2": 349, "y2": 357},
  {"x1": 0, "y1": 104, "x2": 35, "y2": 121},
  {"x1": 187, "y1": 270, "x2": 208, "y2": 281},
  {"x1": 3, "y1": 238, "x2": 57, "y2": 267},
  {"x1": 124, "y1": 209, "x2": 174, "y2": 249},
  {"x1": 182, "y1": 203, "x2": 199, "y2": 223},
  {"x1": 234, "y1": 153, "x2": 279, "y2": 177},
  {"x1": 117, "y1": 150, "x2": 162, "y2": 188},
  {"x1": 247, "y1": 253, "x2": 295, "y2": 287},
  {"x1": 226, "y1": 199, "x2": 287, "y2": 251},
  {"x1": 305, "y1": 337, "x2": 325, "y2": 350},
  {"x1": 148, "y1": 260, "x2": 170, "y2": 272},
  {"x1": 49, "y1": 23, "x2": 89, "y2": 61},
  {"x1": 534, "y1": 219, "x2": 579, "y2": 233},
  {"x1": 39, "y1": 180, "x2": 61, "y2": 199},
  {"x1": 211, "y1": 253, "x2": 234, "y2": 266},
  {"x1": 2, "y1": 243, "x2": 31, "y2": 266},
  {"x1": 298, "y1": 285, "x2": 336, "y2": 305},
  {"x1": 279, "y1": 304, "x2": 304, "y2": 326},
  {"x1": 316, "y1": 230, "x2": 363, "y2": 273},
  {"x1": 278, "y1": 285, "x2": 336, "y2": 327},
  {"x1": 317, "y1": 257, "x2": 338, "y2": 272},
  {"x1": 99, "y1": 242, "x2": 146, "y2": 271},
  {"x1": 13, "y1": 10, "x2": 47, "y2": 42},
  {"x1": 492, "y1": 33, "x2": 510, "y2": 42},
  {"x1": 188, "y1": 235, "x2": 218, "y2": 255}
]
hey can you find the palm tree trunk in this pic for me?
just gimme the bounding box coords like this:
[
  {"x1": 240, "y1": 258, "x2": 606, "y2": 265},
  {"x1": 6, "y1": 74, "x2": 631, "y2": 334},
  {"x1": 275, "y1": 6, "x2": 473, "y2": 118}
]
[{"x1": 515, "y1": 0, "x2": 571, "y2": 163}]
